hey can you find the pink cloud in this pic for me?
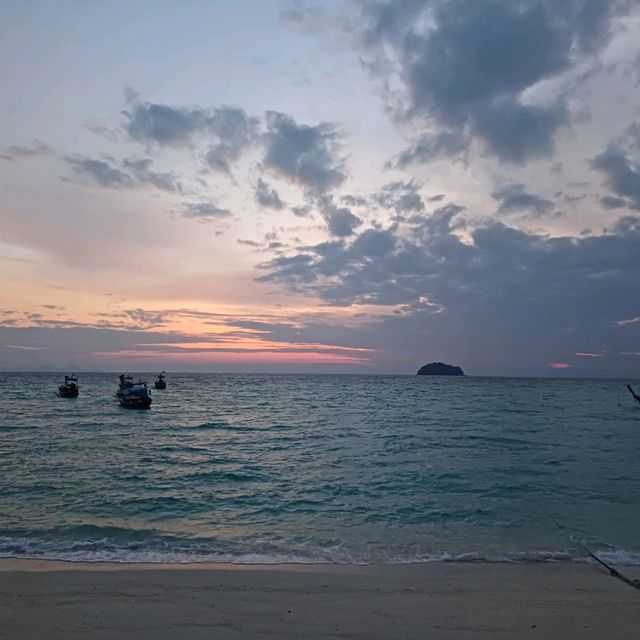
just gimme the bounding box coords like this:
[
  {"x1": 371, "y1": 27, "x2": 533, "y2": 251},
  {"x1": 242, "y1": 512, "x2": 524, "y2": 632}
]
[
  {"x1": 549, "y1": 362, "x2": 571, "y2": 369},
  {"x1": 90, "y1": 349, "x2": 370, "y2": 365}
]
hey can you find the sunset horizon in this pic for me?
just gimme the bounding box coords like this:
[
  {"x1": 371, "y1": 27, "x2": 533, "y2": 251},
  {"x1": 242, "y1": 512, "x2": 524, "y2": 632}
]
[
  {"x1": 0, "y1": 2, "x2": 640, "y2": 377},
  {"x1": 3, "y1": 2, "x2": 640, "y2": 379},
  {"x1": 3, "y1": 3, "x2": 640, "y2": 638}
]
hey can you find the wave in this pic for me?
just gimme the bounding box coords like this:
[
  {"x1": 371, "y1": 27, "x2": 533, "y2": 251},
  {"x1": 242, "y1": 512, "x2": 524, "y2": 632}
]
[
  {"x1": 188, "y1": 422, "x2": 291, "y2": 432},
  {"x1": 1, "y1": 528, "x2": 639, "y2": 566}
]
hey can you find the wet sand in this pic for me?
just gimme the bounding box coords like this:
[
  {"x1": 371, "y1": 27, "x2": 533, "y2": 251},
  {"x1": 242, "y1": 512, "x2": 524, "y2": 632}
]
[{"x1": 1, "y1": 560, "x2": 639, "y2": 639}]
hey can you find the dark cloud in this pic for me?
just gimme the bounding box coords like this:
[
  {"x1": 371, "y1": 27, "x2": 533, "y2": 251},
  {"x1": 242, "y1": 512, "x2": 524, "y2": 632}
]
[
  {"x1": 472, "y1": 97, "x2": 568, "y2": 164},
  {"x1": 204, "y1": 107, "x2": 260, "y2": 174},
  {"x1": 257, "y1": 206, "x2": 640, "y2": 373},
  {"x1": 262, "y1": 111, "x2": 346, "y2": 195},
  {"x1": 124, "y1": 100, "x2": 208, "y2": 147},
  {"x1": 492, "y1": 183, "x2": 554, "y2": 217},
  {"x1": 360, "y1": 0, "x2": 629, "y2": 164},
  {"x1": 123, "y1": 92, "x2": 258, "y2": 173},
  {"x1": 317, "y1": 196, "x2": 362, "y2": 237},
  {"x1": 0, "y1": 140, "x2": 54, "y2": 161},
  {"x1": 258, "y1": 207, "x2": 638, "y2": 312},
  {"x1": 390, "y1": 130, "x2": 467, "y2": 167},
  {"x1": 323, "y1": 207, "x2": 360, "y2": 237},
  {"x1": 373, "y1": 180, "x2": 425, "y2": 214},
  {"x1": 341, "y1": 194, "x2": 368, "y2": 207},
  {"x1": 122, "y1": 158, "x2": 182, "y2": 193},
  {"x1": 351, "y1": 228, "x2": 397, "y2": 257},
  {"x1": 122, "y1": 93, "x2": 351, "y2": 187},
  {"x1": 291, "y1": 205, "x2": 312, "y2": 217},
  {"x1": 182, "y1": 202, "x2": 232, "y2": 221},
  {"x1": 65, "y1": 156, "x2": 134, "y2": 188},
  {"x1": 600, "y1": 195, "x2": 628, "y2": 209},
  {"x1": 592, "y1": 133, "x2": 640, "y2": 210},
  {"x1": 254, "y1": 178, "x2": 285, "y2": 210},
  {"x1": 65, "y1": 155, "x2": 182, "y2": 192}
]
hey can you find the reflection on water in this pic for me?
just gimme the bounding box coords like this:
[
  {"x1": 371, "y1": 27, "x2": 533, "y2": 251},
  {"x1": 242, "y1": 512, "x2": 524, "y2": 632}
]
[{"x1": 0, "y1": 373, "x2": 639, "y2": 564}]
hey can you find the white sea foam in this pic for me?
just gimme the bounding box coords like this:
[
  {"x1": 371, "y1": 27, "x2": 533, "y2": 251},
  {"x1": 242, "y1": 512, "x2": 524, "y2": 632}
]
[{"x1": 1, "y1": 536, "x2": 639, "y2": 566}]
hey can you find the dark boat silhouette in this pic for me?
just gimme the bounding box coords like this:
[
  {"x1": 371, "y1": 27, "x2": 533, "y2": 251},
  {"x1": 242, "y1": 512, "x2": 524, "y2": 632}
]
[
  {"x1": 116, "y1": 374, "x2": 152, "y2": 409},
  {"x1": 154, "y1": 372, "x2": 166, "y2": 390},
  {"x1": 58, "y1": 375, "x2": 79, "y2": 398}
]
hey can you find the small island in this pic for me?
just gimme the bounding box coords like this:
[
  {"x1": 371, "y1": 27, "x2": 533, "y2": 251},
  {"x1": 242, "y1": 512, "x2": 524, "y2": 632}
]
[{"x1": 417, "y1": 362, "x2": 464, "y2": 376}]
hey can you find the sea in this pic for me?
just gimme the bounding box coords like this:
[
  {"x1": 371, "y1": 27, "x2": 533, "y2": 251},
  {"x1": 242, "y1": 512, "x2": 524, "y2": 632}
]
[{"x1": 0, "y1": 373, "x2": 639, "y2": 565}]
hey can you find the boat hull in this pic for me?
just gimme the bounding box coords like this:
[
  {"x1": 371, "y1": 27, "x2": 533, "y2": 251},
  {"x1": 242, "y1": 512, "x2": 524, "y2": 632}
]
[
  {"x1": 116, "y1": 393, "x2": 152, "y2": 409},
  {"x1": 153, "y1": 381, "x2": 166, "y2": 390},
  {"x1": 58, "y1": 386, "x2": 79, "y2": 398}
]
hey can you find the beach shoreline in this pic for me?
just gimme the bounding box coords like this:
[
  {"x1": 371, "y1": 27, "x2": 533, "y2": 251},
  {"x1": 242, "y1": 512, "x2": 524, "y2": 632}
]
[{"x1": 1, "y1": 560, "x2": 639, "y2": 639}]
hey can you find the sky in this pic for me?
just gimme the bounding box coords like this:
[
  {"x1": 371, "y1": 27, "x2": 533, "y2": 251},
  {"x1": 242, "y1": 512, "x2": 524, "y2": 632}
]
[{"x1": 1, "y1": 0, "x2": 640, "y2": 376}]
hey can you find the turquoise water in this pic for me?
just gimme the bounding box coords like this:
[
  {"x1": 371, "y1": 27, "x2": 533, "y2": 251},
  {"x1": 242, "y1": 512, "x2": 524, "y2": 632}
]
[{"x1": 0, "y1": 373, "x2": 639, "y2": 564}]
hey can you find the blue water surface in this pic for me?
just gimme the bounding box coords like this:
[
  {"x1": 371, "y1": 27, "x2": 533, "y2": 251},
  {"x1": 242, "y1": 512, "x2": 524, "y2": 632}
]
[{"x1": 0, "y1": 373, "x2": 638, "y2": 564}]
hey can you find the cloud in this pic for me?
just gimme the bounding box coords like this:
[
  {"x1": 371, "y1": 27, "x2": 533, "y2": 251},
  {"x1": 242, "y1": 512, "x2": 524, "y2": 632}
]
[
  {"x1": 65, "y1": 156, "x2": 134, "y2": 188},
  {"x1": 592, "y1": 130, "x2": 640, "y2": 210},
  {"x1": 122, "y1": 93, "x2": 351, "y2": 187},
  {"x1": 326, "y1": 208, "x2": 361, "y2": 236},
  {"x1": 291, "y1": 205, "x2": 312, "y2": 217},
  {"x1": 122, "y1": 158, "x2": 183, "y2": 192},
  {"x1": 492, "y1": 183, "x2": 554, "y2": 217},
  {"x1": 257, "y1": 206, "x2": 640, "y2": 372},
  {"x1": 317, "y1": 196, "x2": 362, "y2": 237},
  {"x1": 123, "y1": 308, "x2": 167, "y2": 329},
  {"x1": 254, "y1": 178, "x2": 285, "y2": 210},
  {"x1": 204, "y1": 107, "x2": 260, "y2": 174},
  {"x1": 373, "y1": 180, "x2": 425, "y2": 214},
  {"x1": 238, "y1": 239, "x2": 262, "y2": 248},
  {"x1": 341, "y1": 195, "x2": 368, "y2": 207},
  {"x1": 471, "y1": 97, "x2": 568, "y2": 164},
  {"x1": 600, "y1": 195, "x2": 628, "y2": 209},
  {"x1": 0, "y1": 140, "x2": 54, "y2": 161},
  {"x1": 123, "y1": 92, "x2": 258, "y2": 173},
  {"x1": 390, "y1": 130, "x2": 467, "y2": 167},
  {"x1": 182, "y1": 202, "x2": 232, "y2": 221},
  {"x1": 65, "y1": 155, "x2": 182, "y2": 192},
  {"x1": 123, "y1": 93, "x2": 210, "y2": 147},
  {"x1": 360, "y1": 0, "x2": 630, "y2": 163},
  {"x1": 262, "y1": 111, "x2": 346, "y2": 195},
  {"x1": 351, "y1": 228, "x2": 397, "y2": 257}
]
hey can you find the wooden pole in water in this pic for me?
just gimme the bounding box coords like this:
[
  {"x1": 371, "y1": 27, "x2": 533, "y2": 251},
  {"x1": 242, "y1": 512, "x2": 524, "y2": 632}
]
[
  {"x1": 579, "y1": 544, "x2": 640, "y2": 590},
  {"x1": 627, "y1": 384, "x2": 640, "y2": 404}
]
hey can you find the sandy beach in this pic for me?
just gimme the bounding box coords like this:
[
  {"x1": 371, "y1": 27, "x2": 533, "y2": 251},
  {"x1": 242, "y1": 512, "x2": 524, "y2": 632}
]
[{"x1": 1, "y1": 560, "x2": 639, "y2": 639}]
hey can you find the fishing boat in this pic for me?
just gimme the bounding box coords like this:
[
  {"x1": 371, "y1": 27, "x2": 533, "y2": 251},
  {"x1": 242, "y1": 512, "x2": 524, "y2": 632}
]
[
  {"x1": 154, "y1": 372, "x2": 166, "y2": 390},
  {"x1": 58, "y1": 375, "x2": 79, "y2": 398},
  {"x1": 116, "y1": 374, "x2": 152, "y2": 409}
]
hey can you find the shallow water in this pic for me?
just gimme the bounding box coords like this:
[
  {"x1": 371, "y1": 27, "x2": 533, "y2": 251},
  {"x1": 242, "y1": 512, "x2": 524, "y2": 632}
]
[{"x1": 0, "y1": 373, "x2": 639, "y2": 564}]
